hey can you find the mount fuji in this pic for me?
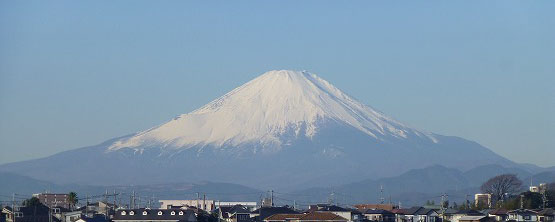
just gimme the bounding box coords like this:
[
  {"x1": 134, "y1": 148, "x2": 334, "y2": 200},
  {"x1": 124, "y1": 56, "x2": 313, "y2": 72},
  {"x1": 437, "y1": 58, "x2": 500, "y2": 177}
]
[{"x1": 0, "y1": 70, "x2": 517, "y2": 189}]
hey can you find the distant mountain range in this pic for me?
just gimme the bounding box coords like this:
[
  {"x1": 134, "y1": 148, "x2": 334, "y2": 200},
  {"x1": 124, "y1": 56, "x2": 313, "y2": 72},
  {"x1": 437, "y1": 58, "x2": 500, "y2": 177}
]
[
  {"x1": 276, "y1": 164, "x2": 555, "y2": 207},
  {"x1": 1, "y1": 164, "x2": 553, "y2": 208}
]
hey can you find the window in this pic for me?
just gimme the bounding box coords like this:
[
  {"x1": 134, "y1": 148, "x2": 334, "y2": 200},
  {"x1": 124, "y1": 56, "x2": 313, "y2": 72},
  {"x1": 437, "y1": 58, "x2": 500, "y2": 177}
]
[
  {"x1": 171, "y1": 211, "x2": 176, "y2": 216},
  {"x1": 129, "y1": 211, "x2": 135, "y2": 216},
  {"x1": 524, "y1": 215, "x2": 531, "y2": 220},
  {"x1": 158, "y1": 211, "x2": 163, "y2": 216},
  {"x1": 121, "y1": 211, "x2": 127, "y2": 216},
  {"x1": 179, "y1": 211, "x2": 184, "y2": 216},
  {"x1": 143, "y1": 211, "x2": 148, "y2": 215},
  {"x1": 15, "y1": 212, "x2": 23, "y2": 217}
]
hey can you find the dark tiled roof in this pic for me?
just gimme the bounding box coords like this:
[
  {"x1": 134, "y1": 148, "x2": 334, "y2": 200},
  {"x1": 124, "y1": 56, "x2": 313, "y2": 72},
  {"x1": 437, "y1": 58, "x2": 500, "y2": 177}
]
[
  {"x1": 3, "y1": 205, "x2": 61, "y2": 222},
  {"x1": 230, "y1": 205, "x2": 251, "y2": 214},
  {"x1": 508, "y1": 209, "x2": 538, "y2": 215},
  {"x1": 78, "y1": 215, "x2": 110, "y2": 222},
  {"x1": 264, "y1": 214, "x2": 304, "y2": 221},
  {"x1": 298, "y1": 212, "x2": 347, "y2": 221},
  {"x1": 253, "y1": 207, "x2": 299, "y2": 220},
  {"x1": 538, "y1": 208, "x2": 554, "y2": 216},
  {"x1": 362, "y1": 209, "x2": 394, "y2": 215},
  {"x1": 404, "y1": 207, "x2": 424, "y2": 215},
  {"x1": 488, "y1": 209, "x2": 508, "y2": 215},
  {"x1": 113, "y1": 209, "x2": 196, "y2": 221},
  {"x1": 456, "y1": 210, "x2": 484, "y2": 216},
  {"x1": 415, "y1": 208, "x2": 437, "y2": 215}
]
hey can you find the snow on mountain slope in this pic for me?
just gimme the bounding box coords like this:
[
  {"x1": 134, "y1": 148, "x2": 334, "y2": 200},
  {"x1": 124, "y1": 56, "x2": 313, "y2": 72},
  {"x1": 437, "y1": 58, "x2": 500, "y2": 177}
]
[{"x1": 108, "y1": 70, "x2": 437, "y2": 153}]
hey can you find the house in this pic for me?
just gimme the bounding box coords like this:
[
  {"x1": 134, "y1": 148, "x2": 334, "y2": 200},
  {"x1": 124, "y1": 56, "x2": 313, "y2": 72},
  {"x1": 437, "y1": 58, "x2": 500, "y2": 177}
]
[
  {"x1": 487, "y1": 209, "x2": 508, "y2": 222},
  {"x1": 2, "y1": 205, "x2": 61, "y2": 222},
  {"x1": 75, "y1": 215, "x2": 110, "y2": 222},
  {"x1": 33, "y1": 193, "x2": 70, "y2": 209},
  {"x1": 1, "y1": 210, "x2": 6, "y2": 222},
  {"x1": 292, "y1": 212, "x2": 348, "y2": 222},
  {"x1": 112, "y1": 209, "x2": 197, "y2": 222},
  {"x1": 537, "y1": 208, "x2": 554, "y2": 222},
  {"x1": 439, "y1": 208, "x2": 458, "y2": 222},
  {"x1": 458, "y1": 216, "x2": 494, "y2": 222},
  {"x1": 160, "y1": 200, "x2": 215, "y2": 211},
  {"x1": 396, "y1": 207, "x2": 440, "y2": 222},
  {"x1": 62, "y1": 210, "x2": 83, "y2": 222},
  {"x1": 217, "y1": 205, "x2": 252, "y2": 222},
  {"x1": 507, "y1": 209, "x2": 538, "y2": 222},
  {"x1": 75, "y1": 202, "x2": 115, "y2": 219},
  {"x1": 450, "y1": 210, "x2": 484, "y2": 222},
  {"x1": 250, "y1": 207, "x2": 299, "y2": 222},
  {"x1": 264, "y1": 214, "x2": 304, "y2": 222},
  {"x1": 361, "y1": 209, "x2": 395, "y2": 222},
  {"x1": 474, "y1": 194, "x2": 492, "y2": 208},
  {"x1": 216, "y1": 202, "x2": 258, "y2": 211},
  {"x1": 354, "y1": 205, "x2": 396, "y2": 211},
  {"x1": 307, "y1": 204, "x2": 362, "y2": 222},
  {"x1": 390, "y1": 209, "x2": 408, "y2": 222}
]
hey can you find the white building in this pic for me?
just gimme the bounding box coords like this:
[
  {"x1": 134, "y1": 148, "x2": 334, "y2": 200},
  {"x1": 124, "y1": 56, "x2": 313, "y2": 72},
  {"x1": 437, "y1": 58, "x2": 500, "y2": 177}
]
[
  {"x1": 159, "y1": 200, "x2": 257, "y2": 211},
  {"x1": 159, "y1": 200, "x2": 216, "y2": 211}
]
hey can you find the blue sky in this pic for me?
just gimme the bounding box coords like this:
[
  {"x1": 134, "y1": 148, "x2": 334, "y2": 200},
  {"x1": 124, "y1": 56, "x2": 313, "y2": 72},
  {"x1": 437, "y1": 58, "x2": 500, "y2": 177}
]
[{"x1": 0, "y1": 1, "x2": 553, "y2": 167}]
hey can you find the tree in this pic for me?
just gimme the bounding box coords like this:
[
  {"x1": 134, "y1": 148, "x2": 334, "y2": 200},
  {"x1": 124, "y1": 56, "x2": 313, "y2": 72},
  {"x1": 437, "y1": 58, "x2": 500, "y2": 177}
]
[
  {"x1": 22, "y1": 197, "x2": 41, "y2": 207},
  {"x1": 67, "y1": 192, "x2": 78, "y2": 210},
  {"x1": 480, "y1": 174, "x2": 522, "y2": 202}
]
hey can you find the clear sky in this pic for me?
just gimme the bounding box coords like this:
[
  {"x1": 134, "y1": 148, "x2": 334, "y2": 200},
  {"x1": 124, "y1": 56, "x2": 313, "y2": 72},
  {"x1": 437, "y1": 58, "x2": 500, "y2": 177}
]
[{"x1": 0, "y1": 1, "x2": 553, "y2": 167}]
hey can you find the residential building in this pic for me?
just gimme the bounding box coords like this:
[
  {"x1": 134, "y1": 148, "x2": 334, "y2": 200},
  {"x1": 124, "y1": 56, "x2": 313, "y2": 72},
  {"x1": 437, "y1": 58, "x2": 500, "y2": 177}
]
[
  {"x1": 159, "y1": 200, "x2": 215, "y2": 211},
  {"x1": 361, "y1": 209, "x2": 395, "y2": 222},
  {"x1": 2, "y1": 205, "x2": 61, "y2": 222},
  {"x1": 251, "y1": 207, "x2": 299, "y2": 222},
  {"x1": 537, "y1": 209, "x2": 554, "y2": 222},
  {"x1": 292, "y1": 212, "x2": 348, "y2": 222},
  {"x1": 486, "y1": 209, "x2": 508, "y2": 222},
  {"x1": 33, "y1": 193, "x2": 70, "y2": 209},
  {"x1": 74, "y1": 215, "x2": 110, "y2": 222},
  {"x1": 264, "y1": 214, "x2": 304, "y2": 222},
  {"x1": 507, "y1": 209, "x2": 538, "y2": 222},
  {"x1": 62, "y1": 210, "x2": 83, "y2": 222},
  {"x1": 112, "y1": 209, "x2": 197, "y2": 222},
  {"x1": 396, "y1": 207, "x2": 440, "y2": 222},
  {"x1": 217, "y1": 202, "x2": 258, "y2": 211},
  {"x1": 307, "y1": 204, "x2": 361, "y2": 222},
  {"x1": 354, "y1": 205, "x2": 396, "y2": 211},
  {"x1": 217, "y1": 205, "x2": 252, "y2": 222},
  {"x1": 458, "y1": 216, "x2": 493, "y2": 222},
  {"x1": 474, "y1": 194, "x2": 491, "y2": 208}
]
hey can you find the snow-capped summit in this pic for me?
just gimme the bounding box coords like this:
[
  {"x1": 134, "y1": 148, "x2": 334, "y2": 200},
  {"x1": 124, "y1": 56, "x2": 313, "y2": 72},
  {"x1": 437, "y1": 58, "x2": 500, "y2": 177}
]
[
  {"x1": 0, "y1": 70, "x2": 516, "y2": 188},
  {"x1": 108, "y1": 70, "x2": 436, "y2": 153}
]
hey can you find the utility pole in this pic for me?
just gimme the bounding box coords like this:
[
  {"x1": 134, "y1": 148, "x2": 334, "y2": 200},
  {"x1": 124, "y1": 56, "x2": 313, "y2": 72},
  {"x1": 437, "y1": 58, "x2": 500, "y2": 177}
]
[
  {"x1": 465, "y1": 194, "x2": 470, "y2": 209},
  {"x1": 196, "y1": 193, "x2": 200, "y2": 209},
  {"x1": 13, "y1": 193, "x2": 16, "y2": 222},
  {"x1": 113, "y1": 190, "x2": 117, "y2": 210},
  {"x1": 104, "y1": 190, "x2": 108, "y2": 220},
  {"x1": 131, "y1": 190, "x2": 135, "y2": 209},
  {"x1": 203, "y1": 194, "x2": 206, "y2": 211},
  {"x1": 520, "y1": 195, "x2": 525, "y2": 209},
  {"x1": 86, "y1": 194, "x2": 89, "y2": 217},
  {"x1": 440, "y1": 193, "x2": 448, "y2": 222},
  {"x1": 270, "y1": 190, "x2": 274, "y2": 207}
]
